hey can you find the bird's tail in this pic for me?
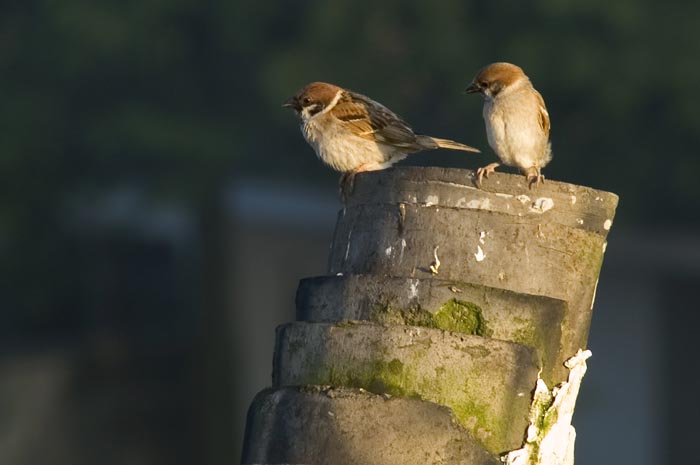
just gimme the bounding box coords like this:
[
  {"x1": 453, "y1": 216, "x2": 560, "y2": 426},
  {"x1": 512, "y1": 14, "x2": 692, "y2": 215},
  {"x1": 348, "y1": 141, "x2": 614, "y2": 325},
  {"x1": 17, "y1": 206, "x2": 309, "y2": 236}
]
[{"x1": 420, "y1": 136, "x2": 481, "y2": 153}]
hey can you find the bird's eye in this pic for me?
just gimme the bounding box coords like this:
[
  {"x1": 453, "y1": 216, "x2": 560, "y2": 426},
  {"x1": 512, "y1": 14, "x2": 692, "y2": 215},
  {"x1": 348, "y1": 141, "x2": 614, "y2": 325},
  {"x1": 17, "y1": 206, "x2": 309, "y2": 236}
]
[
  {"x1": 302, "y1": 97, "x2": 312, "y2": 105},
  {"x1": 479, "y1": 81, "x2": 488, "y2": 89}
]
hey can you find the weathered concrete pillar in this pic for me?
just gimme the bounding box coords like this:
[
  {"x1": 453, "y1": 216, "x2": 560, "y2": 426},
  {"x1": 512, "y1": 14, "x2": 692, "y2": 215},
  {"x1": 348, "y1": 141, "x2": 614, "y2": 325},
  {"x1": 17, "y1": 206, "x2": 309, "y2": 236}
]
[{"x1": 241, "y1": 166, "x2": 618, "y2": 464}]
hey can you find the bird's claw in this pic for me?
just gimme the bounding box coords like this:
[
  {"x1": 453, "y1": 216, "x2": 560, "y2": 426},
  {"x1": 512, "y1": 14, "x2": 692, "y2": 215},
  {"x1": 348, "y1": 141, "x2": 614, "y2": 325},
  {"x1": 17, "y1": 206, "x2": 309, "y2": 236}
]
[
  {"x1": 476, "y1": 163, "x2": 500, "y2": 187},
  {"x1": 524, "y1": 167, "x2": 544, "y2": 189}
]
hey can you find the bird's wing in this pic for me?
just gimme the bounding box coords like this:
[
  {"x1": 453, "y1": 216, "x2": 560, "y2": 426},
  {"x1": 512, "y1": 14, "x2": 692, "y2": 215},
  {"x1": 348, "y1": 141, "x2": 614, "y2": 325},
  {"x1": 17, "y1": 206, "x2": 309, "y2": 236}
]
[
  {"x1": 330, "y1": 91, "x2": 418, "y2": 148},
  {"x1": 535, "y1": 90, "x2": 550, "y2": 138}
]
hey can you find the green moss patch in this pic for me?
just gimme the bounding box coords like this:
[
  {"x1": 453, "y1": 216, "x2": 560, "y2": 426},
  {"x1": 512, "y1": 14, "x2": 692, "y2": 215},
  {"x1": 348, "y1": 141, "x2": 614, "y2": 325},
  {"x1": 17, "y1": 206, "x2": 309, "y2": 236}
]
[
  {"x1": 370, "y1": 299, "x2": 492, "y2": 337},
  {"x1": 433, "y1": 299, "x2": 493, "y2": 337}
]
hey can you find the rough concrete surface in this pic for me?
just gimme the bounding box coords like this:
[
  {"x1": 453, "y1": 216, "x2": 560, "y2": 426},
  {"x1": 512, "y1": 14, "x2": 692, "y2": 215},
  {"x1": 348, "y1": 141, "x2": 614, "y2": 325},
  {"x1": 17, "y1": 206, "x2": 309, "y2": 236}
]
[
  {"x1": 345, "y1": 166, "x2": 618, "y2": 236},
  {"x1": 328, "y1": 167, "x2": 617, "y2": 366},
  {"x1": 242, "y1": 386, "x2": 500, "y2": 465},
  {"x1": 241, "y1": 166, "x2": 619, "y2": 464},
  {"x1": 273, "y1": 321, "x2": 540, "y2": 454},
  {"x1": 296, "y1": 274, "x2": 566, "y2": 386}
]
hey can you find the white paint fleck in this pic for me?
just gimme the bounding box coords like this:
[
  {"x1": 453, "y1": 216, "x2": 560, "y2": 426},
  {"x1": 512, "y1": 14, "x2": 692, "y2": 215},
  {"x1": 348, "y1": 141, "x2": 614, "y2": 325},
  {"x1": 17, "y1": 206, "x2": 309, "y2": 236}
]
[
  {"x1": 498, "y1": 271, "x2": 506, "y2": 281},
  {"x1": 429, "y1": 246, "x2": 441, "y2": 274},
  {"x1": 602, "y1": 241, "x2": 607, "y2": 253},
  {"x1": 536, "y1": 225, "x2": 546, "y2": 240},
  {"x1": 576, "y1": 218, "x2": 584, "y2": 225},
  {"x1": 496, "y1": 192, "x2": 514, "y2": 199},
  {"x1": 570, "y1": 195, "x2": 577, "y2": 205},
  {"x1": 336, "y1": 272, "x2": 344, "y2": 276},
  {"x1": 516, "y1": 194, "x2": 531, "y2": 205},
  {"x1": 385, "y1": 246, "x2": 393, "y2": 257},
  {"x1": 474, "y1": 245, "x2": 486, "y2": 262},
  {"x1": 530, "y1": 197, "x2": 554, "y2": 214},
  {"x1": 590, "y1": 278, "x2": 599, "y2": 310},
  {"x1": 399, "y1": 238, "x2": 407, "y2": 263},
  {"x1": 424, "y1": 195, "x2": 439, "y2": 206},
  {"x1": 408, "y1": 279, "x2": 420, "y2": 299},
  {"x1": 502, "y1": 350, "x2": 592, "y2": 465},
  {"x1": 344, "y1": 239, "x2": 351, "y2": 261},
  {"x1": 466, "y1": 198, "x2": 491, "y2": 209},
  {"x1": 455, "y1": 197, "x2": 468, "y2": 208},
  {"x1": 479, "y1": 231, "x2": 487, "y2": 244},
  {"x1": 603, "y1": 219, "x2": 612, "y2": 230}
]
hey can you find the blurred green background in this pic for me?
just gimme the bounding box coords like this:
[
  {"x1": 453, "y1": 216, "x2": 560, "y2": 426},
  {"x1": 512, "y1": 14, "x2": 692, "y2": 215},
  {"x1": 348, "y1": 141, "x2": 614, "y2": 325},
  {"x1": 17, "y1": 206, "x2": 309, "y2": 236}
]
[{"x1": 1, "y1": 1, "x2": 698, "y2": 464}]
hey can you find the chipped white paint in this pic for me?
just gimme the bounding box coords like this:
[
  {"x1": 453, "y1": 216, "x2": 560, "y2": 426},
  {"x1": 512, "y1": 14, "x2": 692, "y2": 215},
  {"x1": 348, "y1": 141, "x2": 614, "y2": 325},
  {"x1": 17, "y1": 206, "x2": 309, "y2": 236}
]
[
  {"x1": 474, "y1": 245, "x2": 486, "y2": 262},
  {"x1": 602, "y1": 241, "x2": 607, "y2": 254},
  {"x1": 570, "y1": 195, "x2": 577, "y2": 205},
  {"x1": 502, "y1": 350, "x2": 592, "y2": 465},
  {"x1": 530, "y1": 197, "x2": 554, "y2": 214},
  {"x1": 590, "y1": 278, "x2": 599, "y2": 311},
  {"x1": 385, "y1": 246, "x2": 393, "y2": 257},
  {"x1": 496, "y1": 192, "x2": 514, "y2": 199},
  {"x1": 344, "y1": 229, "x2": 353, "y2": 261},
  {"x1": 405, "y1": 326, "x2": 422, "y2": 337},
  {"x1": 429, "y1": 246, "x2": 441, "y2": 274},
  {"x1": 408, "y1": 279, "x2": 420, "y2": 299},
  {"x1": 536, "y1": 225, "x2": 546, "y2": 240},
  {"x1": 516, "y1": 194, "x2": 531, "y2": 205},
  {"x1": 576, "y1": 218, "x2": 584, "y2": 225},
  {"x1": 473, "y1": 231, "x2": 487, "y2": 262},
  {"x1": 336, "y1": 272, "x2": 344, "y2": 276},
  {"x1": 399, "y1": 238, "x2": 407, "y2": 263},
  {"x1": 603, "y1": 219, "x2": 612, "y2": 230},
  {"x1": 455, "y1": 197, "x2": 468, "y2": 208},
  {"x1": 424, "y1": 195, "x2": 439, "y2": 206},
  {"x1": 466, "y1": 198, "x2": 491, "y2": 209},
  {"x1": 498, "y1": 271, "x2": 506, "y2": 281}
]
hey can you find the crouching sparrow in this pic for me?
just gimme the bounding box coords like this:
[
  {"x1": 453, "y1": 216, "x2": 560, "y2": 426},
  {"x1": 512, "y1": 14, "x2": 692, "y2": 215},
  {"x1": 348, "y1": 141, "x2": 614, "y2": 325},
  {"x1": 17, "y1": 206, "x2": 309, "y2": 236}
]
[
  {"x1": 283, "y1": 82, "x2": 480, "y2": 194},
  {"x1": 466, "y1": 63, "x2": 551, "y2": 188}
]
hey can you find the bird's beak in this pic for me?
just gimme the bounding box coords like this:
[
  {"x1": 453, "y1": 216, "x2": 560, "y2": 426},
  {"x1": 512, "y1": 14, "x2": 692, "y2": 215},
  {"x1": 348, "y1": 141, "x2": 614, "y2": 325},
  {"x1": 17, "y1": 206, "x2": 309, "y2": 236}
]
[
  {"x1": 464, "y1": 82, "x2": 481, "y2": 94},
  {"x1": 282, "y1": 96, "x2": 299, "y2": 110}
]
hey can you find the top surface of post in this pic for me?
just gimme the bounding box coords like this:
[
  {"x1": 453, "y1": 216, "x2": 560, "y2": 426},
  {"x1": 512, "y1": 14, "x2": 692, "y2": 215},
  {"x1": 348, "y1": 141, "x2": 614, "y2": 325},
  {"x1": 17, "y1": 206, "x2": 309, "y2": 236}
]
[{"x1": 346, "y1": 167, "x2": 618, "y2": 237}]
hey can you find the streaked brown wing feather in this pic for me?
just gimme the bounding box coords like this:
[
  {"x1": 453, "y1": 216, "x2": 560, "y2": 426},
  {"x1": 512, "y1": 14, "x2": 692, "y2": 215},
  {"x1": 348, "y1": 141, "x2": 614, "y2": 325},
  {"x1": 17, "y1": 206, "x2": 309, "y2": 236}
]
[
  {"x1": 332, "y1": 91, "x2": 419, "y2": 148},
  {"x1": 535, "y1": 90, "x2": 550, "y2": 138}
]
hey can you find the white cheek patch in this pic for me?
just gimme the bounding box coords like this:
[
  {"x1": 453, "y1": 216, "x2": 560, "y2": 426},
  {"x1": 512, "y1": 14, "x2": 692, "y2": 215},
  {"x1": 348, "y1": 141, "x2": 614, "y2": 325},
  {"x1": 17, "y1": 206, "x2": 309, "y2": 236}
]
[{"x1": 306, "y1": 90, "x2": 343, "y2": 122}]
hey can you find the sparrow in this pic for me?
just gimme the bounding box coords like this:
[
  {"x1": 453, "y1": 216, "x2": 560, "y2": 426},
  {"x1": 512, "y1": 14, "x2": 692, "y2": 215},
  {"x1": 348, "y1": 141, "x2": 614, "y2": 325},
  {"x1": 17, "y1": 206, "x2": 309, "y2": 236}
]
[
  {"x1": 465, "y1": 62, "x2": 551, "y2": 188},
  {"x1": 283, "y1": 82, "x2": 480, "y2": 189}
]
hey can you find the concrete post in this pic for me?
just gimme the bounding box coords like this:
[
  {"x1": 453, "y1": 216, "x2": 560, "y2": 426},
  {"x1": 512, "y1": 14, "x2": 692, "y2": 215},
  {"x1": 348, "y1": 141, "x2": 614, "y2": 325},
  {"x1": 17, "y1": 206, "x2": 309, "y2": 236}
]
[{"x1": 241, "y1": 167, "x2": 618, "y2": 465}]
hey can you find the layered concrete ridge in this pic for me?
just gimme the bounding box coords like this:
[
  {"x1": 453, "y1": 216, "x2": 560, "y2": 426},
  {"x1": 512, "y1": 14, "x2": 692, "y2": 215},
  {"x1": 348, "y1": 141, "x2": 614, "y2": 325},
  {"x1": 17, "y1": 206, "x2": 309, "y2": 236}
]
[
  {"x1": 273, "y1": 321, "x2": 540, "y2": 454},
  {"x1": 296, "y1": 274, "x2": 566, "y2": 386},
  {"x1": 342, "y1": 166, "x2": 618, "y2": 235},
  {"x1": 328, "y1": 167, "x2": 618, "y2": 379},
  {"x1": 242, "y1": 386, "x2": 500, "y2": 465},
  {"x1": 240, "y1": 167, "x2": 619, "y2": 464}
]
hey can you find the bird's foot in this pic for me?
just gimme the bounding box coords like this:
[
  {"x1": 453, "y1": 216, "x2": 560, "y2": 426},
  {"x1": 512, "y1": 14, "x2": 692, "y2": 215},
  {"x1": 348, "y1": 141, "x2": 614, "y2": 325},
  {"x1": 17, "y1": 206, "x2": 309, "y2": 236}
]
[
  {"x1": 524, "y1": 167, "x2": 544, "y2": 189},
  {"x1": 476, "y1": 163, "x2": 500, "y2": 187}
]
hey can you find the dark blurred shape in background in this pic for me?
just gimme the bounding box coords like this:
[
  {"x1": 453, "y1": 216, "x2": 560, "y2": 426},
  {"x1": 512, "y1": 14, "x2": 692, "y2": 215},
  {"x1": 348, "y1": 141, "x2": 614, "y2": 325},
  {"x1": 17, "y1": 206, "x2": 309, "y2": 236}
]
[{"x1": 0, "y1": 1, "x2": 698, "y2": 464}]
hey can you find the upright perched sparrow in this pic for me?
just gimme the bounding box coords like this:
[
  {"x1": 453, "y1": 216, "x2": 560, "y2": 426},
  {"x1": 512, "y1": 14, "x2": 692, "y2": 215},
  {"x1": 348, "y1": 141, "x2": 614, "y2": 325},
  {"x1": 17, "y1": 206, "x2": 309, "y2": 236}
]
[
  {"x1": 283, "y1": 82, "x2": 480, "y2": 181},
  {"x1": 466, "y1": 63, "x2": 551, "y2": 188}
]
